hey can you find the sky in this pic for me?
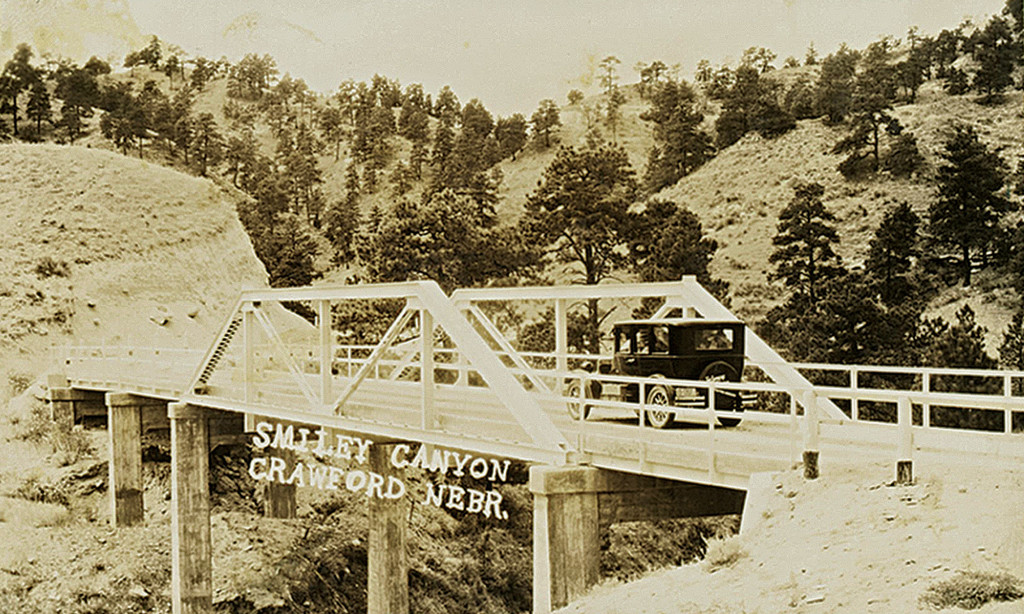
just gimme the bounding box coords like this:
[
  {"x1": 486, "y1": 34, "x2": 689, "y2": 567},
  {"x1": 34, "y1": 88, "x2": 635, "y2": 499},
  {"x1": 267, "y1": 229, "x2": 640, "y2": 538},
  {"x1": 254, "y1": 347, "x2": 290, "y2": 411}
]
[{"x1": 97, "y1": 0, "x2": 1015, "y2": 115}]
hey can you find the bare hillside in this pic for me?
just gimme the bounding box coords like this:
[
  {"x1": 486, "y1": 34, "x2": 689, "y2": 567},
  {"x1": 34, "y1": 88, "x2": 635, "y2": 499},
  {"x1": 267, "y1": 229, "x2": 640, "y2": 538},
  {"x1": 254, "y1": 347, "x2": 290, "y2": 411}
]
[{"x1": 0, "y1": 143, "x2": 267, "y2": 391}]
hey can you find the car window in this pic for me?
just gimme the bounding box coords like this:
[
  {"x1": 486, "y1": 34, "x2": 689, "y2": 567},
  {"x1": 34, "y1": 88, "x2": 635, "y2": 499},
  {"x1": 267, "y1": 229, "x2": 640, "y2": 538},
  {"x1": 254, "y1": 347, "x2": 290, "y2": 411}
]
[
  {"x1": 617, "y1": 329, "x2": 634, "y2": 354},
  {"x1": 637, "y1": 328, "x2": 652, "y2": 354},
  {"x1": 695, "y1": 328, "x2": 733, "y2": 351},
  {"x1": 653, "y1": 326, "x2": 669, "y2": 353}
]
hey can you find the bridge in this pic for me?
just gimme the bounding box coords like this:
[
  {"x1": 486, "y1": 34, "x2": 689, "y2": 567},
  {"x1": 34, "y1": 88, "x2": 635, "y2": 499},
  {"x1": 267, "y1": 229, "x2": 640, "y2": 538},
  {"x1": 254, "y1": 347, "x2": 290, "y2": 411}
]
[{"x1": 51, "y1": 277, "x2": 1024, "y2": 613}]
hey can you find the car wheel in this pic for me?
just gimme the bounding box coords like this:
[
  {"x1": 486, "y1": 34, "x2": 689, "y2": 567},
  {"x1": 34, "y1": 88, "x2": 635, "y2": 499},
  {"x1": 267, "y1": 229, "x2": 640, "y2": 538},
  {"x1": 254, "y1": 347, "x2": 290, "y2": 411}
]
[
  {"x1": 700, "y1": 361, "x2": 742, "y2": 426},
  {"x1": 565, "y1": 379, "x2": 591, "y2": 420},
  {"x1": 645, "y1": 384, "x2": 673, "y2": 429}
]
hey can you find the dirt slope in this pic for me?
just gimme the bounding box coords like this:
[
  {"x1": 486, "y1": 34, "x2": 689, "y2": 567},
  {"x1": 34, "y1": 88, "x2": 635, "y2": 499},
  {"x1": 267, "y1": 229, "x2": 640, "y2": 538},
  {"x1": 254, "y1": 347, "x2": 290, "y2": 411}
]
[
  {"x1": 0, "y1": 143, "x2": 267, "y2": 392},
  {"x1": 560, "y1": 459, "x2": 1024, "y2": 614}
]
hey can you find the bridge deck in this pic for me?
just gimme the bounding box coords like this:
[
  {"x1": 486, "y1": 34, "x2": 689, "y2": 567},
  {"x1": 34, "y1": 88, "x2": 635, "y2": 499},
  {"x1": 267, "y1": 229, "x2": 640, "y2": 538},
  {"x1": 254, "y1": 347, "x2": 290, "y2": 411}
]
[{"x1": 62, "y1": 347, "x2": 1024, "y2": 491}]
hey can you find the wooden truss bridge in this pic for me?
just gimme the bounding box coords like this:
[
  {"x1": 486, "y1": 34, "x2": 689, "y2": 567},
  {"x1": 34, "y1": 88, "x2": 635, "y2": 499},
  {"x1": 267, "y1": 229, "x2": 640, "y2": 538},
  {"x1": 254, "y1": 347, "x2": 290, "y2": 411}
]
[{"x1": 51, "y1": 277, "x2": 1024, "y2": 613}]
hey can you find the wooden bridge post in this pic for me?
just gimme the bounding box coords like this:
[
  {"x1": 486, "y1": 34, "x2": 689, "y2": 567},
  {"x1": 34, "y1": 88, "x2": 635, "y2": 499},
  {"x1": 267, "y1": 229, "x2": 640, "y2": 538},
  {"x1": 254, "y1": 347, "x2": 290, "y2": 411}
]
[
  {"x1": 896, "y1": 395, "x2": 913, "y2": 485},
  {"x1": 105, "y1": 392, "x2": 163, "y2": 527},
  {"x1": 264, "y1": 448, "x2": 297, "y2": 518},
  {"x1": 168, "y1": 402, "x2": 212, "y2": 614},
  {"x1": 367, "y1": 443, "x2": 409, "y2": 614},
  {"x1": 530, "y1": 466, "x2": 601, "y2": 614},
  {"x1": 802, "y1": 390, "x2": 820, "y2": 480},
  {"x1": 48, "y1": 386, "x2": 105, "y2": 430}
]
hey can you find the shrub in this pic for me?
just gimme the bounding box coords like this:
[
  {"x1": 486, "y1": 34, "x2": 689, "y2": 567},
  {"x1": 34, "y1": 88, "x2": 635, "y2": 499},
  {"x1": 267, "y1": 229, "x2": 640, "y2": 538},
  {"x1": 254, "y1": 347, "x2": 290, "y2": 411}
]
[
  {"x1": 34, "y1": 256, "x2": 70, "y2": 278},
  {"x1": 920, "y1": 570, "x2": 1023, "y2": 610},
  {"x1": 703, "y1": 535, "x2": 746, "y2": 572}
]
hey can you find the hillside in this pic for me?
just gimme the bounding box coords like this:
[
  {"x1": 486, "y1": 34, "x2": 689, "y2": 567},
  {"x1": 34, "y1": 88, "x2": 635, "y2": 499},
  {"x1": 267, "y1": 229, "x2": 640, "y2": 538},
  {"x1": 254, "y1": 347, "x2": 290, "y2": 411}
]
[
  {"x1": 651, "y1": 88, "x2": 1024, "y2": 336},
  {"x1": 560, "y1": 459, "x2": 1024, "y2": 614},
  {"x1": 0, "y1": 143, "x2": 267, "y2": 394}
]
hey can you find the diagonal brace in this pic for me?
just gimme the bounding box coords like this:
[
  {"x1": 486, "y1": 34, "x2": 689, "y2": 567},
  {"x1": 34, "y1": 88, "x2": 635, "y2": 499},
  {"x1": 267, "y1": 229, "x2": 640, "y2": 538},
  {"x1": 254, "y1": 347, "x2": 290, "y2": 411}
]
[
  {"x1": 332, "y1": 306, "x2": 415, "y2": 414},
  {"x1": 250, "y1": 305, "x2": 320, "y2": 409}
]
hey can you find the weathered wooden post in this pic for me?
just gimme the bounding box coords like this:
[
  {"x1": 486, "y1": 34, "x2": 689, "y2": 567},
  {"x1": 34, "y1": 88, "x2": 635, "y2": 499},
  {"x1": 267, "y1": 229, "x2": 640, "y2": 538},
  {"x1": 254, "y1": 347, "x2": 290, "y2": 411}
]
[
  {"x1": 105, "y1": 392, "x2": 163, "y2": 526},
  {"x1": 367, "y1": 443, "x2": 409, "y2": 614},
  {"x1": 48, "y1": 385, "x2": 105, "y2": 430},
  {"x1": 169, "y1": 402, "x2": 212, "y2": 614},
  {"x1": 530, "y1": 466, "x2": 602, "y2": 614},
  {"x1": 264, "y1": 447, "x2": 296, "y2": 518},
  {"x1": 896, "y1": 395, "x2": 913, "y2": 485},
  {"x1": 802, "y1": 389, "x2": 820, "y2": 480}
]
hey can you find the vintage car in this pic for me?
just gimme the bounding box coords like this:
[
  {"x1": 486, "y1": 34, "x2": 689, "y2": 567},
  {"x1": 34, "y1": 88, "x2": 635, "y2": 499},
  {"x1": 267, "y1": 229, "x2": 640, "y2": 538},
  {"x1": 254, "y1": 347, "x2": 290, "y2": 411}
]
[{"x1": 565, "y1": 318, "x2": 756, "y2": 428}]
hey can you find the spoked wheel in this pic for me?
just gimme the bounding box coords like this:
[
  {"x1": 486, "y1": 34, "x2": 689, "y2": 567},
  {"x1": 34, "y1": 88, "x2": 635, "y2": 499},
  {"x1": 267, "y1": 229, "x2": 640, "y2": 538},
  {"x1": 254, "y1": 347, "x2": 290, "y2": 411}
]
[
  {"x1": 565, "y1": 379, "x2": 592, "y2": 421},
  {"x1": 700, "y1": 361, "x2": 743, "y2": 427},
  {"x1": 645, "y1": 384, "x2": 673, "y2": 429}
]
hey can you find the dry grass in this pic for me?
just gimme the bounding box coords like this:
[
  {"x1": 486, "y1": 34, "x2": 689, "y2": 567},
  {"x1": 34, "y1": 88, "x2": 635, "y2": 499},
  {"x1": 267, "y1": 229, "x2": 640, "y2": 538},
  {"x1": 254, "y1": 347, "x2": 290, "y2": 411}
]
[
  {"x1": 0, "y1": 496, "x2": 70, "y2": 528},
  {"x1": 920, "y1": 570, "x2": 1024, "y2": 610},
  {"x1": 702, "y1": 535, "x2": 746, "y2": 572}
]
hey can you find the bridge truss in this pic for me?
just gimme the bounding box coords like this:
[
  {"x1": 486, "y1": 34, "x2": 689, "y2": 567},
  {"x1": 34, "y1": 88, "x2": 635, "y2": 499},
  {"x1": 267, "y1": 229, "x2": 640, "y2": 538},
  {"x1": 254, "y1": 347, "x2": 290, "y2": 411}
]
[{"x1": 62, "y1": 277, "x2": 1024, "y2": 489}]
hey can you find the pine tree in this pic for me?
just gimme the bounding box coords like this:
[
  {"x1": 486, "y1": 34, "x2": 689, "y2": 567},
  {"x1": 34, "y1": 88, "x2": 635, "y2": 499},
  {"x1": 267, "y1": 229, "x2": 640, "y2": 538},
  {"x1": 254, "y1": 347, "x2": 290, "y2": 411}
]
[
  {"x1": 1, "y1": 43, "x2": 39, "y2": 136},
  {"x1": 999, "y1": 309, "x2": 1024, "y2": 370},
  {"x1": 530, "y1": 99, "x2": 561, "y2": 148},
  {"x1": 519, "y1": 144, "x2": 638, "y2": 350},
  {"x1": 816, "y1": 44, "x2": 859, "y2": 124},
  {"x1": 26, "y1": 80, "x2": 51, "y2": 135},
  {"x1": 970, "y1": 16, "x2": 1017, "y2": 99},
  {"x1": 866, "y1": 202, "x2": 920, "y2": 305},
  {"x1": 641, "y1": 79, "x2": 714, "y2": 192},
  {"x1": 833, "y1": 41, "x2": 902, "y2": 177},
  {"x1": 769, "y1": 181, "x2": 843, "y2": 302},
  {"x1": 927, "y1": 124, "x2": 1011, "y2": 285}
]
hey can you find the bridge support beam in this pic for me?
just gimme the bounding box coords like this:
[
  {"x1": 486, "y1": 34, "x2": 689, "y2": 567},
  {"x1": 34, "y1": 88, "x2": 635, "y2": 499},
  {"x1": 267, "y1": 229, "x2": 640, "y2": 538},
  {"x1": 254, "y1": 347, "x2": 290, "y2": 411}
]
[
  {"x1": 367, "y1": 443, "x2": 410, "y2": 614},
  {"x1": 530, "y1": 465, "x2": 745, "y2": 613},
  {"x1": 48, "y1": 385, "x2": 105, "y2": 430},
  {"x1": 169, "y1": 402, "x2": 212, "y2": 614},
  {"x1": 263, "y1": 448, "x2": 297, "y2": 519},
  {"x1": 105, "y1": 392, "x2": 163, "y2": 527}
]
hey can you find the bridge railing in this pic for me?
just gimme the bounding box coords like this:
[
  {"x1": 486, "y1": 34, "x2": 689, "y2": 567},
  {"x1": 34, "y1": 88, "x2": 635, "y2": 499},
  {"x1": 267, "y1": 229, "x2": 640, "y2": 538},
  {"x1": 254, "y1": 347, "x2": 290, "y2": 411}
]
[{"x1": 62, "y1": 345, "x2": 204, "y2": 397}]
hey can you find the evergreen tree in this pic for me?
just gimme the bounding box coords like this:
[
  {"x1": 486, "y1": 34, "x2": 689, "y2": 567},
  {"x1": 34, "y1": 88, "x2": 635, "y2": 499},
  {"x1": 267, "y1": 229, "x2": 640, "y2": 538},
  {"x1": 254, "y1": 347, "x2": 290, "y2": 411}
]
[
  {"x1": 1, "y1": 43, "x2": 39, "y2": 136},
  {"x1": 324, "y1": 196, "x2": 362, "y2": 265},
  {"x1": 999, "y1": 309, "x2": 1024, "y2": 371},
  {"x1": 883, "y1": 132, "x2": 924, "y2": 178},
  {"x1": 969, "y1": 16, "x2": 1017, "y2": 99},
  {"x1": 866, "y1": 202, "x2": 920, "y2": 305},
  {"x1": 833, "y1": 40, "x2": 902, "y2": 177},
  {"x1": 361, "y1": 191, "x2": 528, "y2": 292},
  {"x1": 927, "y1": 124, "x2": 1011, "y2": 285},
  {"x1": 714, "y1": 64, "x2": 795, "y2": 149},
  {"x1": 530, "y1": 99, "x2": 561, "y2": 148},
  {"x1": 641, "y1": 79, "x2": 714, "y2": 192},
  {"x1": 598, "y1": 55, "x2": 621, "y2": 97},
  {"x1": 189, "y1": 112, "x2": 224, "y2": 176},
  {"x1": 519, "y1": 144, "x2": 638, "y2": 350},
  {"x1": 25, "y1": 79, "x2": 51, "y2": 136},
  {"x1": 604, "y1": 85, "x2": 625, "y2": 142},
  {"x1": 628, "y1": 199, "x2": 727, "y2": 298},
  {"x1": 816, "y1": 44, "x2": 859, "y2": 124},
  {"x1": 494, "y1": 114, "x2": 527, "y2": 161},
  {"x1": 769, "y1": 181, "x2": 843, "y2": 302}
]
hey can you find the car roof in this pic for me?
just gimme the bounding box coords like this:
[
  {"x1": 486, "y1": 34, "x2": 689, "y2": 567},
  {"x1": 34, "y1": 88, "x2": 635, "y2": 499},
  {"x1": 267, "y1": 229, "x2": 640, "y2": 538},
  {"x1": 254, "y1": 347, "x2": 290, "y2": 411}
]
[{"x1": 612, "y1": 318, "x2": 744, "y2": 327}]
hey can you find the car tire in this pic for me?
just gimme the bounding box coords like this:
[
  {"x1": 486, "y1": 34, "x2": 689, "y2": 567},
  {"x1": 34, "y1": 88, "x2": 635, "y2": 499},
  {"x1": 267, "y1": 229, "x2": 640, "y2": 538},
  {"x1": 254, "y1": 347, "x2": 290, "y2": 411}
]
[
  {"x1": 645, "y1": 384, "x2": 673, "y2": 429},
  {"x1": 700, "y1": 360, "x2": 743, "y2": 427}
]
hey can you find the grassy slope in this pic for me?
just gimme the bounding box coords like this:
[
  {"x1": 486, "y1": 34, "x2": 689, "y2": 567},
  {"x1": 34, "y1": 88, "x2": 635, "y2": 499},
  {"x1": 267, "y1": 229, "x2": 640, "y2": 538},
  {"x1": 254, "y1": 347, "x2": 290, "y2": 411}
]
[
  {"x1": 495, "y1": 83, "x2": 1024, "y2": 345},
  {"x1": 0, "y1": 143, "x2": 267, "y2": 390}
]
